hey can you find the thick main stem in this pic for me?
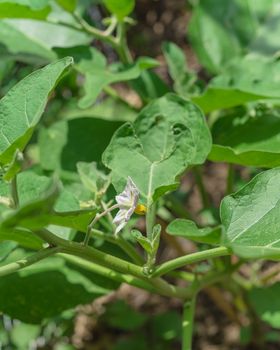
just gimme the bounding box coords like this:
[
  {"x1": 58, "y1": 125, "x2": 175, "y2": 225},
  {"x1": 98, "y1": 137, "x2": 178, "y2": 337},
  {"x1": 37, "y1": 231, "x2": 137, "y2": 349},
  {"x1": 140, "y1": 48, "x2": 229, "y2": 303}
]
[
  {"x1": 35, "y1": 230, "x2": 185, "y2": 299},
  {"x1": 182, "y1": 296, "x2": 196, "y2": 350}
]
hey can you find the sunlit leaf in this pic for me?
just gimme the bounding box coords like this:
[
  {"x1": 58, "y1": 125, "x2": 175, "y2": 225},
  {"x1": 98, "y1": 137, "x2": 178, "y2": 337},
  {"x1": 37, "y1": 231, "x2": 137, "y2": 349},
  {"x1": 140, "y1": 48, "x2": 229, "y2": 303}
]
[
  {"x1": 221, "y1": 168, "x2": 280, "y2": 258},
  {"x1": 103, "y1": 94, "x2": 212, "y2": 204},
  {"x1": 0, "y1": 57, "x2": 73, "y2": 166}
]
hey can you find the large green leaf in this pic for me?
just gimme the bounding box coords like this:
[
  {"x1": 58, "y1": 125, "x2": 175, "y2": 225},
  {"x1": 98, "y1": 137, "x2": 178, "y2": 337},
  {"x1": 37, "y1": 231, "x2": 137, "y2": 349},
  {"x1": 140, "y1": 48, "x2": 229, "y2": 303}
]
[
  {"x1": 210, "y1": 55, "x2": 280, "y2": 99},
  {"x1": 192, "y1": 54, "x2": 280, "y2": 113},
  {"x1": 167, "y1": 219, "x2": 221, "y2": 244},
  {"x1": 103, "y1": 94, "x2": 212, "y2": 203},
  {"x1": 209, "y1": 110, "x2": 280, "y2": 167},
  {"x1": 75, "y1": 47, "x2": 159, "y2": 108},
  {"x1": 0, "y1": 19, "x2": 90, "y2": 62},
  {"x1": 249, "y1": 283, "x2": 280, "y2": 328},
  {"x1": 39, "y1": 117, "x2": 123, "y2": 172},
  {"x1": 221, "y1": 168, "x2": 280, "y2": 258},
  {"x1": 188, "y1": 0, "x2": 256, "y2": 73},
  {"x1": 192, "y1": 88, "x2": 264, "y2": 113},
  {"x1": 0, "y1": 253, "x2": 119, "y2": 323},
  {"x1": 0, "y1": 57, "x2": 73, "y2": 166},
  {"x1": 0, "y1": 0, "x2": 50, "y2": 19}
]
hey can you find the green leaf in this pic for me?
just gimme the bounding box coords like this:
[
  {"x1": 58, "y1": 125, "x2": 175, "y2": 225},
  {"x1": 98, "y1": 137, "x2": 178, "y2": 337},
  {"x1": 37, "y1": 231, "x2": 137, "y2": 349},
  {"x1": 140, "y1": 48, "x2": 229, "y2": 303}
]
[
  {"x1": 10, "y1": 323, "x2": 40, "y2": 350},
  {"x1": 0, "y1": 19, "x2": 90, "y2": 62},
  {"x1": 249, "y1": 283, "x2": 280, "y2": 328},
  {"x1": 249, "y1": 0, "x2": 280, "y2": 56},
  {"x1": 162, "y1": 41, "x2": 197, "y2": 97},
  {"x1": 0, "y1": 57, "x2": 73, "y2": 166},
  {"x1": 130, "y1": 70, "x2": 170, "y2": 103},
  {"x1": 0, "y1": 254, "x2": 119, "y2": 323},
  {"x1": 209, "y1": 110, "x2": 280, "y2": 167},
  {"x1": 210, "y1": 55, "x2": 280, "y2": 99},
  {"x1": 103, "y1": 0, "x2": 135, "y2": 19},
  {"x1": 192, "y1": 88, "x2": 263, "y2": 113},
  {"x1": 1, "y1": 180, "x2": 59, "y2": 231},
  {"x1": 0, "y1": 1, "x2": 50, "y2": 19},
  {"x1": 77, "y1": 161, "x2": 110, "y2": 197},
  {"x1": 103, "y1": 94, "x2": 212, "y2": 204},
  {"x1": 131, "y1": 229, "x2": 152, "y2": 254},
  {"x1": 167, "y1": 219, "x2": 221, "y2": 244},
  {"x1": 38, "y1": 117, "x2": 123, "y2": 172},
  {"x1": 2, "y1": 149, "x2": 24, "y2": 181},
  {"x1": 55, "y1": 0, "x2": 76, "y2": 12},
  {"x1": 75, "y1": 47, "x2": 158, "y2": 108},
  {"x1": 221, "y1": 168, "x2": 280, "y2": 258},
  {"x1": 188, "y1": 0, "x2": 256, "y2": 73},
  {"x1": 0, "y1": 0, "x2": 50, "y2": 10},
  {"x1": 104, "y1": 300, "x2": 147, "y2": 331}
]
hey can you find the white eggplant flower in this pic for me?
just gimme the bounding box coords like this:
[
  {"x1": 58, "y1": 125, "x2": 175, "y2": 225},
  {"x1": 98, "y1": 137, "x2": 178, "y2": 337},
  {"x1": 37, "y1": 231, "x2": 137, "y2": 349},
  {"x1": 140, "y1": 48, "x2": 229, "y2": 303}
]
[{"x1": 113, "y1": 177, "x2": 146, "y2": 234}]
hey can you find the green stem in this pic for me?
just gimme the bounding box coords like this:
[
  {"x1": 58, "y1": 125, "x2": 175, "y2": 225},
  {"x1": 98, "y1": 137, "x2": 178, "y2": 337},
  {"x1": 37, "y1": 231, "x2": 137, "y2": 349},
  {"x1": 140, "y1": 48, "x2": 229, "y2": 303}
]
[
  {"x1": 146, "y1": 202, "x2": 156, "y2": 241},
  {"x1": 83, "y1": 203, "x2": 120, "y2": 246},
  {"x1": 226, "y1": 163, "x2": 234, "y2": 194},
  {"x1": 10, "y1": 176, "x2": 19, "y2": 208},
  {"x1": 152, "y1": 247, "x2": 231, "y2": 277},
  {"x1": 73, "y1": 13, "x2": 117, "y2": 47},
  {"x1": 35, "y1": 230, "x2": 185, "y2": 299},
  {"x1": 0, "y1": 247, "x2": 60, "y2": 277},
  {"x1": 115, "y1": 235, "x2": 144, "y2": 265},
  {"x1": 115, "y1": 21, "x2": 132, "y2": 64},
  {"x1": 193, "y1": 166, "x2": 210, "y2": 208},
  {"x1": 60, "y1": 254, "x2": 157, "y2": 294},
  {"x1": 182, "y1": 296, "x2": 196, "y2": 350}
]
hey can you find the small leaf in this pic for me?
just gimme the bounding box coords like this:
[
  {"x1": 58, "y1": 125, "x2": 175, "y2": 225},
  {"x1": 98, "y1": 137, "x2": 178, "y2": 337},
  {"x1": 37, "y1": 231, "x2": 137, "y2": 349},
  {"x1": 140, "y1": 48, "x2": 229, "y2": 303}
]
[
  {"x1": 162, "y1": 41, "x2": 198, "y2": 97},
  {"x1": 221, "y1": 167, "x2": 280, "y2": 258},
  {"x1": 131, "y1": 229, "x2": 152, "y2": 254},
  {"x1": 103, "y1": 0, "x2": 135, "y2": 20},
  {"x1": 0, "y1": 57, "x2": 73, "y2": 166},
  {"x1": 151, "y1": 223, "x2": 161, "y2": 252},
  {"x1": 75, "y1": 47, "x2": 158, "y2": 108},
  {"x1": 77, "y1": 161, "x2": 110, "y2": 197},
  {"x1": 167, "y1": 219, "x2": 221, "y2": 244},
  {"x1": 103, "y1": 94, "x2": 212, "y2": 204}
]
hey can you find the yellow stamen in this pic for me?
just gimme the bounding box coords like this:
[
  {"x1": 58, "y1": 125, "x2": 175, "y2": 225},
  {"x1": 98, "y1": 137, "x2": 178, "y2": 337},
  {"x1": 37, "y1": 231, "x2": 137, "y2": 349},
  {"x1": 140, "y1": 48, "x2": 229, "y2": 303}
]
[{"x1": 134, "y1": 204, "x2": 147, "y2": 215}]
